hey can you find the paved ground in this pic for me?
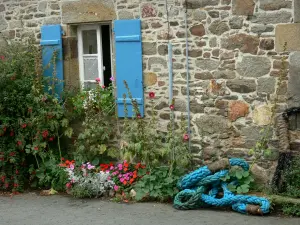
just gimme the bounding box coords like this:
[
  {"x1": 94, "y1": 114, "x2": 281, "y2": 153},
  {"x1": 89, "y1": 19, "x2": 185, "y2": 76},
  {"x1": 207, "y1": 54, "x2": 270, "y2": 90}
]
[{"x1": 0, "y1": 193, "x2": 299, "y2": 225}]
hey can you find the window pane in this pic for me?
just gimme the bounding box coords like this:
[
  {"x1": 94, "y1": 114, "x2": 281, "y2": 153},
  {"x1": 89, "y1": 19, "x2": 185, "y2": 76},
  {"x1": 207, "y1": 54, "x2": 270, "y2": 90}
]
[
  {"x1": 82, "y1": 30, "x2": 97, "y2": 54},
  {"x1": 83, "y1": 55, "x2": 99, "y2": 80}
]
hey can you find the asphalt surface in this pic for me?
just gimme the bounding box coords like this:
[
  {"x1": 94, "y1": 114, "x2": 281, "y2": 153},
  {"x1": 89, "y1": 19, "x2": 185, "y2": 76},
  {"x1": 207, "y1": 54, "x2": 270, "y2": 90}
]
[{"x1": 0, "y1": 193, "x2": 299, "y2": 225}]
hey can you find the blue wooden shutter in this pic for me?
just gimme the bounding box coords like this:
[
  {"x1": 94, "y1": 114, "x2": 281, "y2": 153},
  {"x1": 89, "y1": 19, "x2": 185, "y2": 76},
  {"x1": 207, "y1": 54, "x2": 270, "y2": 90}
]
[
  {"x1": 114, "y1": 19, "x2": 144, "y2": 118},
  {"x1": 40, "y1": 25, "x2": 64, "y2": 98}
]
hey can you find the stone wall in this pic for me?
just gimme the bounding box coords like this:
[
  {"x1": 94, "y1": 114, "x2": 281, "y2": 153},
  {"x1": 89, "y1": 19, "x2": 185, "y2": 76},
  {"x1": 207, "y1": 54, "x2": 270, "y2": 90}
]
[{"x1": 0, "y1": 0, "x2": 298, "y2": 184}]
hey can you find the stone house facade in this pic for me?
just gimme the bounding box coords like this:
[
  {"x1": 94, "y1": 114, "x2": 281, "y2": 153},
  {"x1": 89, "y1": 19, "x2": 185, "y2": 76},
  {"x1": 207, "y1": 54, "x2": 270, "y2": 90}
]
[{"x1": 1, "y1": 0, "x2": 300, "y2": 184}]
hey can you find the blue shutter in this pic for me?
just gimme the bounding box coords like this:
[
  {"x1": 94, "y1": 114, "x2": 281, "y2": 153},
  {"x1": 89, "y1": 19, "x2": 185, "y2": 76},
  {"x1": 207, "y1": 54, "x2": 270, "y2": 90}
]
[
  {"x1": 114, "y1": 19, "x2": 144, "y2": 118},
  {"x1": 40, "y1": 25, "x2": 64, "y2": 98}
]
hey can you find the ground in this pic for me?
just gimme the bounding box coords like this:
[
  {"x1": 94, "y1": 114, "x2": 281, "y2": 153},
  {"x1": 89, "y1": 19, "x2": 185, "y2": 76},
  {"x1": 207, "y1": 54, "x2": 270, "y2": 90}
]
[{"x1": 0, "y1": 194, "x2": 299, "y2": 225}]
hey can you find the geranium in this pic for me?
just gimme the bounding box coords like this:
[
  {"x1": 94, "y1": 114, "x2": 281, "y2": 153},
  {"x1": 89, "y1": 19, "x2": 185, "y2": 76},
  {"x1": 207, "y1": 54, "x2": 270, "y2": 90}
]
[
  {"x1": 21, "y1": 124, "x2": 27, "y2": 129},
  {"x1": 95, "y1": 77, "x2": 101, "y2": 83},
  {"x1": 110, "y1": 76, "x2": 115, "y2": 81},
  {"x1": 149, "y1": 92, "x2": 155, "y2": 99},
  {"x1": 183, "y1": 134, "x2": 189, "y2": 141},
  {"x1": 42, "y1": 130, "x2": 49, "y2": 138},
  {"x1": 169, "y1": 104, "x2": 175, "y2": 110}
]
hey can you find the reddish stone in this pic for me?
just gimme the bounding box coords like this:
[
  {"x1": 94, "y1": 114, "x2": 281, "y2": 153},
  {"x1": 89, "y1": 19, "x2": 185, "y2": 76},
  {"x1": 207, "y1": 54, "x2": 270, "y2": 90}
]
[
  {"x1": 232, "y1": 0, "x2": 255, "y2": 16},
  {"x1": 221, "y1": 33, "x2": 259, "y2": 55},
  {"x1": 229, "y1": 100, "x2": 249, "y2": 121},
  {"x1": 190, "y1": 24, "x2": 205, "y2": 37},
  {"x1": 141, "y1": 4, "x2": 157, "y2": 18},
  {"x1": 209, "y1": 80, "x2": 224, "y2": 95}
]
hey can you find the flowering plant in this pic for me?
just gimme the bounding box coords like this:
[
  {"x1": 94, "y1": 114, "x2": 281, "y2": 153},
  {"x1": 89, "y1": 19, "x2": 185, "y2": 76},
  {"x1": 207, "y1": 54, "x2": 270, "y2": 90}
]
[
  {"x1": 100, "y1": 161, "x2": 145, "y2": 193},
  {"x1": 73, "y1": 78, "x2": 118, "y2": 163},
  {"x1": 63, "y1": 160, "x2": 115, "y2": 198},
  {"x1": 0, "y1": 41, "x2": 73, "y2": 192}
]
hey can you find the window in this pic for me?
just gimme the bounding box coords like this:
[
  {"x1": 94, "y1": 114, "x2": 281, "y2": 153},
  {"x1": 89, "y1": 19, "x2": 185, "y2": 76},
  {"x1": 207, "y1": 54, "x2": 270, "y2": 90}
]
[{"x1": 77, "y1": 24, "x2": 112, "y2": 89}]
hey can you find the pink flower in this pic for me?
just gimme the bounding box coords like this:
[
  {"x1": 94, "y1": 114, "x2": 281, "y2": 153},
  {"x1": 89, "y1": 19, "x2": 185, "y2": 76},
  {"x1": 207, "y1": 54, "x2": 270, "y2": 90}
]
[
  {"x1": 110, "y1": 76, "x2": 115, "y2": 81},
  {"x1": 170, "y1": 104, "x2": 175, "y2": 110},
  {"x1": 114, "y1": 185, "x2": 119, "y2": 191},
  {"x1": 87, "y1": 162, "x2": 95, "y2": 170},
  {"x1": 95, "y1": 77, "x2": 101, "y2": 83},
  {"x1": 110, "y1": 166, "x2": 114, "y2": 170},
  {"x1": 126, "y1": 177, "x2": 130, "y2": 181},
  {"x1": 71, "y1": 178, "x2": 75, "y2": 184},
  {"x1": 69, "y1": 164, "x2": 75, "y2": 171},
  {"x1": 66, "y1": 182, "x2": 72, "y2": 189},
  {"x1": 107, "y1": 176, "x2": 111, "y2": 180},
  {"x1": 120, "y1": 178, "x2": 124, "y2": 182},
  {"x1": 183, "y1": 134, "x2": 189, "y2": 141},
  {"x1": 118, "y1": 174, "x2": 122, "y2": 178}
]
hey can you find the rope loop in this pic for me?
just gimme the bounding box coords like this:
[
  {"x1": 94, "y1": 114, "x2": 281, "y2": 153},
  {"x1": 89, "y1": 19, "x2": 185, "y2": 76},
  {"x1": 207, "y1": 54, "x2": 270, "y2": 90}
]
[{"x1": 173, "y1": 158, "x2": 270, "y2": 215}]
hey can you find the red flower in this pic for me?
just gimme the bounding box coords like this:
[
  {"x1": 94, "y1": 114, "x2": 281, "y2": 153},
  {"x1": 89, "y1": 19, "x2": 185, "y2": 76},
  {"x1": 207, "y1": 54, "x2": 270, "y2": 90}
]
[
  {"x1": 149, "y1": 92, "x2": 155, "y2": 99},
  {"x1": 34, "y1": 146, "x2": 39, "y2": 151},
  {"x1": 183, "y1": 134, "x2": 189, "y2": 141},
  {"x1": 66, "y1": 182, "x2": 72, "y2": 189},
  {"x1": 0, "y1": 55, "x2": 5, "y2": 60},
  {"x1": 16, "y1": 170, "x2": 19, "y2": 175},
  {"x1": 136, "y1": 113, "x2": 141, "y2": 119},
  {"x1": 9, "y1": 152, "x2": 16, "y2": 157},
  {"x1": 21, "y1": 124, "x2": 27, "y2": 129},
  {"x1": 13, "y1": 183, "x2": 19, "y2": 188},
  {"x1": 3, "y1": 127, "x2": 6, "y2": 132},
  {"x1": 102, "y1": 85, "x2": 106, "y2": 89},
  {"x1": 95, "y1": 77, "x2": 101, "y2": 83},
  {"x1": 49, "y1": 137, "x2": 54, "y2": 142},
  {"x1": 10, "y1": 131, "x2": 14, "y2": 136},
  {"x1": 169, "y1": 104, "x2": 175, "y2": 110},
  {"x1": 42, "y1": 130, "x2": 49, "y2": 138},
  {"x1": 17, "y1": 141, "x2": 22, "y2": 146},
  {"x1": 123, "y1": 180, "x2": 127, "y2": 185}
]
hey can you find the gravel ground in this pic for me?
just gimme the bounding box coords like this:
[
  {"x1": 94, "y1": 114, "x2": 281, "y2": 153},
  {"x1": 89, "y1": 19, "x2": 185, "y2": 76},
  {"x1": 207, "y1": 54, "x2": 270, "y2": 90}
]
[{"x1": 0, "y1": 193, "x2": 299, "y2": 225}]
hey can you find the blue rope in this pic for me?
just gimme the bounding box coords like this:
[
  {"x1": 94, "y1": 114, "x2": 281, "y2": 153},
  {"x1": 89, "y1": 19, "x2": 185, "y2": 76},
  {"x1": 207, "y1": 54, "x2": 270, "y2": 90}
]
[{"x1": 173, "y1": 158, "x2": 270, "y2": 215}]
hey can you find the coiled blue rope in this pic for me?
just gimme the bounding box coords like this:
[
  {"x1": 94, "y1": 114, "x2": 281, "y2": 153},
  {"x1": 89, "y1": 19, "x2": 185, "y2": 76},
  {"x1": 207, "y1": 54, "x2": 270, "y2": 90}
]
[{"x1": 173, "y1": 158, "x2": 270, "y2": 215}]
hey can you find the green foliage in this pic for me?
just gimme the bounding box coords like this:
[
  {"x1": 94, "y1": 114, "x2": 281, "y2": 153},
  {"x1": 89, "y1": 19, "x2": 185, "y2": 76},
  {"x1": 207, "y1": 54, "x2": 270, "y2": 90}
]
[
  {"x1": 134, "y1": 166, "x2": 184, "y2": 202},
  {"x1": 0, "y1": 41, "x2": 72, "y2": 192},
  {"x1": 73, "y1": 84, "x2": 117, "y2": 163},
  {"x1": 29, "y1": 157, "x2": 68, "y2": 191},
  {"x1": 121, "y1": 81, "x2": 191, "y2": 170},
  {"x1": 221, "y1": 167, "x2": 254, "y2": 194},
  {"x1": 282, "y1": 203, "x2": 300, "y2": 217},
  {"x1": 70, "y1": 185, "x2": 92, "y2": 198},
  {"x1": 284, "y1": 157, "x2": 300, "y2": 198}
]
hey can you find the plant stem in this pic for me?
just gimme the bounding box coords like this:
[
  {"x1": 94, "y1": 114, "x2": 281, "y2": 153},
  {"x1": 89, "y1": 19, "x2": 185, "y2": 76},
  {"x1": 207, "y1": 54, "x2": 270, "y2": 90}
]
[
  {"x1": 57, "y1": 129, "x2": 62, "y2": 163},
  {"x1": 34, "y1": 154, "x2": 40, "y2": 168}
]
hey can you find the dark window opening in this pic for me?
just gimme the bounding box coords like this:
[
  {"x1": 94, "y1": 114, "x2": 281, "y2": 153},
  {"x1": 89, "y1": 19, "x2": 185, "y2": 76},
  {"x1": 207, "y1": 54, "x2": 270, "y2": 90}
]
[{"x1": 101, "y1": 25, "x2": 112, "y2": 87}]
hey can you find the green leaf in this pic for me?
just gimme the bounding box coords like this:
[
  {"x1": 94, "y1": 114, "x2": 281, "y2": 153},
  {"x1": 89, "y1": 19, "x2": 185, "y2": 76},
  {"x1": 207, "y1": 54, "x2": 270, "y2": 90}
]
[
  {"x1": 92, "y1": 158, "x2": 99, "y2": 166},
  {"x1": 236, "y1": 171, "x2": 243, "y2": 179},
  {"x1": 64, "y1": 127, "x2": 73, "y2": 138},
  {"x1": 227, "y1": 183, "x2": 236, "y2": 192},
  {"x1": 61, "y1": 118, "x2": 69, "y2": 128},
  {"x1": 243, "y1": 171, "x2": 249, "y2": 177}
]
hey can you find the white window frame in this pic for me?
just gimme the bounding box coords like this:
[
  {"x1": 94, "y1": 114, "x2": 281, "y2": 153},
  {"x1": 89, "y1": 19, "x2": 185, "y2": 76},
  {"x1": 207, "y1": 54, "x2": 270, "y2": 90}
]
[{"x1": 77, "y1": 23, "x2": 113, "y2": 88}]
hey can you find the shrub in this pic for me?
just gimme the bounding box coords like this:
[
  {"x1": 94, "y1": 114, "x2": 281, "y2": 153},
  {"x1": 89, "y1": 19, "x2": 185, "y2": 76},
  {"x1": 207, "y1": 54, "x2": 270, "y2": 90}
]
[{"x1": 0, "y1": 41, "x2": 72, "y2": 192}]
